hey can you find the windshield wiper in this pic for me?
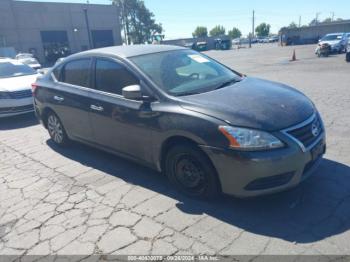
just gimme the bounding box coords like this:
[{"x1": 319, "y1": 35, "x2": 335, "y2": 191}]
[
  {"x1": 214, "y1": 78, "x2": 241, "y2": 90},
  {"x1": 176, "y1": 91, "x2": 202, "y2": 97},
  {"x1": 173, "y1": 78, "x2": 242, "y2": 96}
]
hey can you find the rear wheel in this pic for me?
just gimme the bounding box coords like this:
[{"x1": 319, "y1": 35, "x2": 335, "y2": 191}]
[
  {"x1": 47, "y1": 112, "x2": 69, "y2": 146},
  {"x1": 346, "y1": 52, "x2": 350, "y2": 62},
  {"x1": 165, "y1": 144, "x2": 220, "y2": 199}
]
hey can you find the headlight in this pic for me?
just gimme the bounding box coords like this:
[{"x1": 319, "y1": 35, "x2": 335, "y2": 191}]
[
  {"x1": 219, "y1": 126, "x2": 284, "y2": 150},
  {"x1": 0, "y1": 92, "x2": 11, "y2": 99}
]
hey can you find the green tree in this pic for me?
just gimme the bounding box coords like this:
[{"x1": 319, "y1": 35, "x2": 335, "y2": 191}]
[
  {"x1": 228, "y1": 27, "x2": 242, "y2": 39},
  {"x1": 288, "y1": 22, "x2": 298, "y2": 29},
  {"x1": 192, "y1": 26, "x2": 208, "y2": 38},
  {"x1": 309, "y1": 18, "x2": 318, "y2": 26},
  {"x1": 323, "y1": 18, "x2": 332, "y2": 23},
  {"x1": 112, "y1": 0, "x2": 163, "y2": 44},
  {"x1": 209, "y1": 25, "x2": 226, "y2": 37},
  {"x1": 255, "y1": 23, "x2": 271, "y2": 37}
]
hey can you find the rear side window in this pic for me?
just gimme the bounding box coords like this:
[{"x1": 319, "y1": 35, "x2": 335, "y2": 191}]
[
  {"x1": 52, "y1": 65, "x2": 62, "y2": 81},
  {"x1": 95, "y1": 59, "x2": 139, "y2": 95},
  {"x1": 62, "y1": 59, "x2": 91, "y2": 87}
]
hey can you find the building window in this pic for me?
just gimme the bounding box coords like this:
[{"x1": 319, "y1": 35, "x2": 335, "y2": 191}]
[{"x1": 91, "y1": 30, "x2": 114, "y2": 48}]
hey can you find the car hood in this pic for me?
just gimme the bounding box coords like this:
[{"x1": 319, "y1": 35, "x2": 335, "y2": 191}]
[
  {"x1": 178, "y1": 77, "x2": 315, "y2": 131},
  {"x1": 319, "y1": 40, "x2": 340, "y2": 46},
  {"x1": 0, "y1": 74, "x2": 39, "y2": 92}
]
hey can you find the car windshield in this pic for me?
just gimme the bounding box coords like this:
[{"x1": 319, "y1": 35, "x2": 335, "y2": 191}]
[
  {"x1": 130, "y1": 50, "x2": 241, "y2": 96},
  {"x1": 321, "y1": 35, "x2": 342, "y2": 41},
  {"x1": 0, "y1": 61, "x2": 36, "y2": 78}
]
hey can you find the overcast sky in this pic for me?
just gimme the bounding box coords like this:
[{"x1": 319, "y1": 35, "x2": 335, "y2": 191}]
[{"x1": 19, "y1": 0, "x2": 350, "y2": 39}]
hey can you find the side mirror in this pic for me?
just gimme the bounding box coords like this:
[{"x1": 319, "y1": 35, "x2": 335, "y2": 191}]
[{"x1": 122, "y1": 85, "x2": 143, "y2": 100}]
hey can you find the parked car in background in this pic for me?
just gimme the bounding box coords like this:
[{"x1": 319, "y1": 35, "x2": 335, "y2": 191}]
[
  {"x1": 346, "y1": 33, "x2": 350, "y2": 51},
  {"x1": 193, "y1": 42, "x2": 207, "y2": 52},
  {"x1": 346, "y1": 32, "x2": 350, "y2": 41},
  {"x1": 251, "y1": 38, "x2": 258, "y2": 44},
  {"x1": 33, "y1": 45, "x2": 326, "y2": 198},
  {"x1": 268, "y1": 36, "x2": 279, "y2": 43},
  {"x1": 0, "y1": 58, "x2": 39, "y2": 117},
  {"x1": 214, "y1": 38, "x2": 232, "y2": 50},
  {"x1": 346, "y1": 42, "x2": 350, "y2": 62},
  {"x1": 259, "y1": 37, "x2": 270, "y2": 43},
  {"x1": 232, "y1": 38, "x2": 253, "y2": 46},
  {"x1": 232, "y1": 38, "x2": 241, "y2": 45},
  {"x1": 183, "y1": 42, "x2": 195, "y2": 49},
  {"x1": 16, "y1": 53, "x2": 41, "y2": 70},
  {"x1": 318, "y1": 33, "x2": 348, "y2": 54}
]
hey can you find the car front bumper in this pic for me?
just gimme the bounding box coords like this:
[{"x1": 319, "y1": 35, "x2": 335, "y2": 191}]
[
  {"x1": 200, "y1": 133, "x2": 326, "y2": 198},
  {"x1": 0, "y1": 97, "x2": 34, "y2": 118}
]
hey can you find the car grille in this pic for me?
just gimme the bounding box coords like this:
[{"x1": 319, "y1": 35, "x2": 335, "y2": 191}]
[
  {"x1": 9, "y1": 89, "x2": 33, "y2": 99},
  {"x1": 286, "y1": 114, "x2": 323, "y2": 149}
]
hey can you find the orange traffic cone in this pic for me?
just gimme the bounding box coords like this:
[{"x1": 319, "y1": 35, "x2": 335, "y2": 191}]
[{"x1": 290, "y1": 50, "x2": 297, "y2": 61}]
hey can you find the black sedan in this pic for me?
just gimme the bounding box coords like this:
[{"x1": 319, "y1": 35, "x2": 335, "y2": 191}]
[{"x1": 33, "y1": 45, "x2": 326, "y2": 198}]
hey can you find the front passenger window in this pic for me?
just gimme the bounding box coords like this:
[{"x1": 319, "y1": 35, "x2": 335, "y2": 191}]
[{"x1": 95, "y1": 59, "x2": 139, "y2": 95}]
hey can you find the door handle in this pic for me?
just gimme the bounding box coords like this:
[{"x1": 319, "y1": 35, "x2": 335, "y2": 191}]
[
  {"x1": 53, "y1": 95, "x2": 64, "y2": 102},
  {"x1": 90, "y1": 105, "x2": 104, "y2": 112}
]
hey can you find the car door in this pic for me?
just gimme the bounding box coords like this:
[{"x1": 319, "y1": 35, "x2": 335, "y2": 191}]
[
  {"x1": 88, "y1": 57, "x2": 156, "y2": 163},
  {"x1": 50, "y1": 58, "x2": 94, "y2": 142}
]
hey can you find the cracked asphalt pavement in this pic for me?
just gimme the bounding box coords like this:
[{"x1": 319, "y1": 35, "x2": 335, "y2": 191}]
[{"x1": 0, "y1": 44, "x2": 350, "y2": 257}]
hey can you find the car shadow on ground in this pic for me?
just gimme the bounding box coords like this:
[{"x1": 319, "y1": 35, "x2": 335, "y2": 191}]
[
  {"x1": 0, "y1": 113, "x2": 38, "y2": 130},
  {"x1": 47, "y1": 140, "x2": 350, "y2": 244}
]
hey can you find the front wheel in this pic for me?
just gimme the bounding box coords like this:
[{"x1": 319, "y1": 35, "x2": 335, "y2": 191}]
[
  {"x1": 47, "y1": 112, "x2": 69, "y2": 146},
  {"x1": 165, "y1": 144, "x2": 220, "y2": 199}
]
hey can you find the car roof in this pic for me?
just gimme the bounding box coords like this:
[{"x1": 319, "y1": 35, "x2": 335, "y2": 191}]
[
  {"x1": 73, "y1": 44, "x2": 186, "y2": 59},
  {"x1": 325, "y1": 33, "x2": 344, "y2": 35},
  {"x1": 0, "y1": 58, "x2": 17, "y2": 63}
]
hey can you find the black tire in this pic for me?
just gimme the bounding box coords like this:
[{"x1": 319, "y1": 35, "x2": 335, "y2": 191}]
[
  {"x1": 346, "y1": 52, "x2": 350, "y2": 62},
  {"x1": 46, "y1": 112, "x2": 69, "y2": 147},
  {"x1": 338, "y1": 45, "x2": 345, "y2": 54},
  {"x1": 165, "y1": 144, "x2": 220, "y2": 199}
]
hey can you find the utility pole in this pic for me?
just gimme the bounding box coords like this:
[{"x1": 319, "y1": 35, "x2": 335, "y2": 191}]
[
  {"x1": 249, "y1": 10, "x2": 255, "y2": 48},
  {"x1": 331, "y1": 12, "x2": 335, "y2": 22},
  {"x1": 315, "y1": 12, "x2": 321, "y2": 25},
  {"x1": 83, "y1": 8, "x2": 93, "y2": 49},
  {"x1": 299, "y1": 16, "x2": 301, "y2": 27},
  {"x1": 252, "y1": 10, "x2": 255, "y2": 38}
]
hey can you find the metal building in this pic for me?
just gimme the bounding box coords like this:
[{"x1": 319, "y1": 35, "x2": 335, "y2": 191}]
[
  {"x1": 280, "y1": 20, "x2": 350, "y2": 45},
  {"x1": 0, "y1": 0, "x2": 122, "y2": 64}
]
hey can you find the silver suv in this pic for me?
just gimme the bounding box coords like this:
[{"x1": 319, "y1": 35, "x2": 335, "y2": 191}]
[{"x1": 318, "y1": 33, "x2": 348, "y2": 53}]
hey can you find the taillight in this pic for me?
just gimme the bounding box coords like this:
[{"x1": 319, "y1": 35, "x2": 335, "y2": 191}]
[{"x1": 31, "y1": 83, "x2": 38, "y2": 94}]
